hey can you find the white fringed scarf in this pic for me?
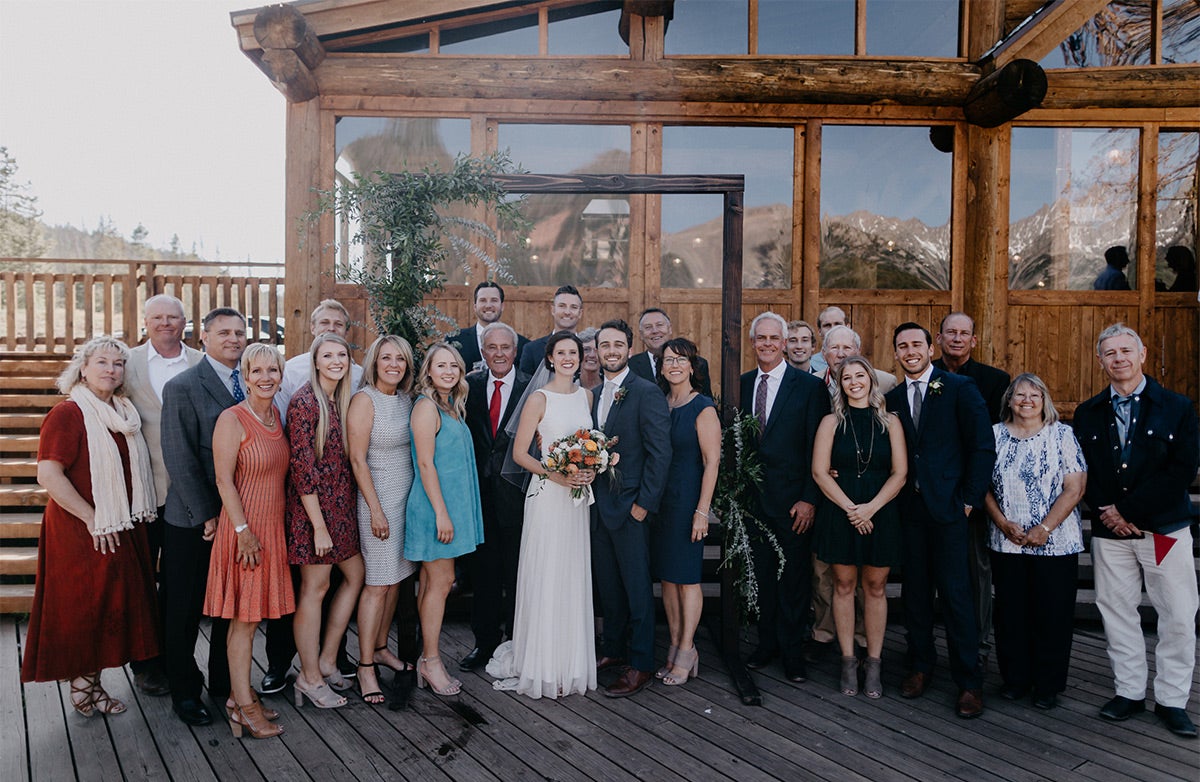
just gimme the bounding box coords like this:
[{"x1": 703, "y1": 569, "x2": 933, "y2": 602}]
[{"x1": 68, "y1": 386, "x2": 158, "y2": 536}]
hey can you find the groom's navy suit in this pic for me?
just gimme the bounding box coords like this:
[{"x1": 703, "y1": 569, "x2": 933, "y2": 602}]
[
  {"x1": 464, "y1": 368, "x2": 531, "y2": 650},
  {"x1": 591, "y1": 371, "x2": 672, "y2": 673},
  {"x1": 739, "y1": 364, "x2": 829, "y2": 666},
  {"x1": 885, "y1": 369, "x2": 995, "y2": 690}
]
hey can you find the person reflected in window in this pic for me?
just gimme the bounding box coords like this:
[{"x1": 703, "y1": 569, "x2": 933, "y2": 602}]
[
  {"x1": 1165, "y1": 246, "x2": 1197, "y2": 292},
  {"x1": 1093, "y1": 246, "x2": 1132, "y2": 291}
]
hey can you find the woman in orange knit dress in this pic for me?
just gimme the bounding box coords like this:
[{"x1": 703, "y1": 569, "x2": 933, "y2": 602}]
[{"x1": 205, "y1": 343, "x2": 295, "y2": 739}]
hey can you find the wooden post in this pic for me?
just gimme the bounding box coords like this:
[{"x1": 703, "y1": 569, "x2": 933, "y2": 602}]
[
  {"x1": 284, "y1": 99, "x2": 323, "y2": 358},
  {"x1": 963, "y1": 59, "x2": 1047, "y2": 128}
]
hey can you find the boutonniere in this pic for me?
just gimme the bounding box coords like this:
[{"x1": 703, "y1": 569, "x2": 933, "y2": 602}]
[
  {"x1": 928, "y1": 378, "x2": 945, "y2": 397},
  {"x1": 613, "y1": 386, "x2": 628, "y2": 404}
]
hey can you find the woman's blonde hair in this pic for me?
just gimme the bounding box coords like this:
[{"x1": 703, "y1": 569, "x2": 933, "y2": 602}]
[
  {"x1": 306, "y1": 333, "x2": 354, "y2": 460},
  {"x1": 360, "y1": 335, "x2": 414, "y2": 394},
  {"x1": 830, "y1": 356, "x2": 890, "y2": 432},
  {"x1": 999, "y1": 372, "x2": 1060, "y2": 425},
  {"x1": 417, "y1": 343, "x2": 468, "y2": 420},
  {"x1": 56, "y1": 336, "x2": 131, "y2": 394},
  {"x1": 240, "y1": 342, "x2": 285, "y2": 380}
]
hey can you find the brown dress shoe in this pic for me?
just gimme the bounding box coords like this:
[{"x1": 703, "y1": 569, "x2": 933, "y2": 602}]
[
  {"x1": 603, "y1": 668, "x2": 653, "y2": 698},
  {"x1": 900, "y1": 671, "x2": 931, "y2": 699},
  {"x1": 956, "y1": 688, "x2": 984, "y2": 719},
  {"x1": 596, "y1": 656, "x2": 627, "y2": 672}
]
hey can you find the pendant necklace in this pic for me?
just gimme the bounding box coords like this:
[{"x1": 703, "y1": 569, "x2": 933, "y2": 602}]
[{"x1": 846, "y1": 409, "x2": 875, "y2": 478}]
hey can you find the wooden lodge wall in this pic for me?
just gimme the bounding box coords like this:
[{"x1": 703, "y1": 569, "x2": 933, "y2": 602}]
[{"x1": 243, "y1": 1, "x2": 1200, "y2": 415}]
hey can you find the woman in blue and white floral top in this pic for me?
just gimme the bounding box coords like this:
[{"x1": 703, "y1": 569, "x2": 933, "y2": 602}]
[{"x1": 984, "y1": 373, "x2": 1087, "y2": 711}]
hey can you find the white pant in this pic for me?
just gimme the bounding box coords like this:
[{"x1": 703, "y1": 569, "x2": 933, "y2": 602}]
[{"x1": 1093, "y1": 528, "x2": 1198, "y2": 708}]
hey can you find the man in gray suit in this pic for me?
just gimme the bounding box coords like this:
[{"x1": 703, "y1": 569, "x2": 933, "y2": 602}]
[
  {"x1": 160, "y1": 307, "x2": 247, "y2": 726},
  {"x1": 124, "y1": 294, "x2": 201, "y2": 696}
]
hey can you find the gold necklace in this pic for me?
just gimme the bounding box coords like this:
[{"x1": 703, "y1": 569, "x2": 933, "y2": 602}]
[{"x1": 245, "y1": 401, "x2": 276, "y2": 428}]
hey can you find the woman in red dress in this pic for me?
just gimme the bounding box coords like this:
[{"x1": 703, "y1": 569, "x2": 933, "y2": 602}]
[
  {"x1": 21, "y1": 336, "x2": 160, "y2": 716},
  {"x1": 206, "y1": 343, "x2": 295, "y2": 738},
  {"x1": 286, "y1": 333, "x2": 364, "y2": 709}
]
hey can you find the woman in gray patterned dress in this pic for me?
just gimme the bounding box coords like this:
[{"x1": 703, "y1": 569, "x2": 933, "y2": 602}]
[
  {"x1": 983, "y1": 373, "x2": 1086, "y2": 710},
  {"x1": 347, "y1": 336, "x2": 418, "y2": 703}
]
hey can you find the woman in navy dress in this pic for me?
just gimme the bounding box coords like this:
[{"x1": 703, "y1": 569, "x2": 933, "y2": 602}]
[
  {"x1": 813, "y1": 356, "x2": 907, "y2": 699},
  {"x1": 651, "y1": 338, "x2": 720, "y2": 686}
]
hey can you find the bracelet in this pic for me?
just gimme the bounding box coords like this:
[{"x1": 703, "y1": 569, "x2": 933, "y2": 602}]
[
  {"x1": 234, "y1": 523, "x2": 249, "y2": 534},
  {"x1": 1039, "y1": 523, "x2": 1051, "y2": 534},
  {"x1": 694, "y1": 508, "x2": 710, "y2": 519}
]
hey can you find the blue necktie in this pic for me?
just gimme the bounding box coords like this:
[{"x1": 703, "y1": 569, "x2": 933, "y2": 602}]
[{"x1": 230, "y1": 368, "x2": 246, "y2": 402}]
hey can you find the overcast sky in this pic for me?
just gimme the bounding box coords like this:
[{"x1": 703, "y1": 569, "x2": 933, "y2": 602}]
[{"x1": 0, "y1": 0, "x2": 286, "y2": 263}]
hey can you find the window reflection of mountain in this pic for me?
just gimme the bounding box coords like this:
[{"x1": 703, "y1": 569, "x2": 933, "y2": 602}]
[{"x1": 819, "y1": 212, "x2": 950, "y2": 290}]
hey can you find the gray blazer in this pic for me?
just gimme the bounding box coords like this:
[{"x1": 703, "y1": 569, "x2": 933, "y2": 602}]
[
  {"x1": 124, "y1": 342, "x2": 202, "y2": 502},
  {"x1": 161, "y1": 358, "x2": 237, "y2": 528}
]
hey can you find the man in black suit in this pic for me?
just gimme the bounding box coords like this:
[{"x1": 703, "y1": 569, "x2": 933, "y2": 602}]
[
  {"x1": 628, "y1": 307, "x2": 712, "y2": 397},
  {"x1": 518, "y1": 285, "x2": 583, "y2": 375},
  {"x1": 591, "y1": 319, "x2": 672, "y2": 697},
  {"x1": 933, "y1": 311, "x2": 1011, "y2": 673},
  {"x1": 885, "y1": 322, "x2": 995, "y2": 719},
  {"x1": 159, "y1": 307, "x2": 246, "y2": 726},
  {"x1": 459, "y1": 323, "x2": 532, "y2": 671},
  {"x1": 1074, "y1": 323, "x2": 1199, "y2": 738},
  {"x1": 448, "y1": 281, "x2": 529, "y2": 373},
  {"x1": 740, "y1": 311, "x2": 830, "y2": 683}
]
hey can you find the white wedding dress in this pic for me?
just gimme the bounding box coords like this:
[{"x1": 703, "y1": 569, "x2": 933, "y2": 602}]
[{"x1": 487, "y1": 387, "x2": 597, "y2": 699}]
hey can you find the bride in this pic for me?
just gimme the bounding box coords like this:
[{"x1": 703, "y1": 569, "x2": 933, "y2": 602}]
[{"x1": 487, "y1": 332, "x2": 598, "y2": 698}]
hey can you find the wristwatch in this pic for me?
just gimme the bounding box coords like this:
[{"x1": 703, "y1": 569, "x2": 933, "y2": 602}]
[{"x1": 234, "y1": 523, "x2": 249, "y2": 534}]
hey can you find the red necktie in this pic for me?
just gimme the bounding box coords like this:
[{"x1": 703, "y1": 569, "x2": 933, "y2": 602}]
[{"x1": 489, "y1": 379, "x2": 503, "y2": 436}]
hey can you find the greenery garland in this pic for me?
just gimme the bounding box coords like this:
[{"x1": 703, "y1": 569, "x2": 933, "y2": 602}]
[{"x1": 712, "y1": 409, "x2": 785, "y2": 622}]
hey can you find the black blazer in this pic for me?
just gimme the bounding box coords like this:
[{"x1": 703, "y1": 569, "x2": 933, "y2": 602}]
[
  {"x1": 160, "y1": 359, "x2": 237, "y2": 528},
  {"x1": 590, "y1": 372, "x2": 672, "y2": 529},
  {"x1": 628, "y1": 351, "x2": 713, "y2": 398},
  {"x1": 739, "y1": 365, "x2": 830, "y2": 520},
  {"x1": 464, "y1": 369, "x2": 532, "y2": 481},
  {"x1": 450, "y1": 325, "x2": 529, "y2": 374},
  {"x1": 1073, "y1": 376, "x2": 1199, "y2": 538},
  {"x1": 518, "y1": 334, "x2": 550, "y2": 375},
  {"x1": 933, "y1": 357, "x2": 1011, "y2": 425},
  {"x1": 885, "y1": 369, "x2": 995, "y2": 524}
]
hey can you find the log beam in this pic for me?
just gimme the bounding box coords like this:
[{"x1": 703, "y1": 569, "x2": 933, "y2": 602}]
[
  {"x1": 1040, "y1": 65, "x2": 1200, "y2": 109},
  {"x1": 963, "y1": 59, "x2": 1047, "y2": 127},
  {"x1": 985, "y1": 0, "x2": 1111, "y2": 70},
  {"x1": 314, "y1": 55, "x2": 979, "y2": 105},
  {"x1": 252, "y1": 5, "x2": 326, "y2": 103}
]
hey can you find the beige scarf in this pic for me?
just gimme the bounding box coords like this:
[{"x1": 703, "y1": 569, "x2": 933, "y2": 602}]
[{"x1": 69, "y1": 386, "x2": 158, "y2": 536}]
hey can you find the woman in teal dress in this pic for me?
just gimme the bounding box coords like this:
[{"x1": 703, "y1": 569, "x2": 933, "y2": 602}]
[
  {"x1": 405, "y1": 343, "x2": 483, "y2": 696},
  {"x1": 813, "y1": 356, "x2": 907, "y2": 699}
]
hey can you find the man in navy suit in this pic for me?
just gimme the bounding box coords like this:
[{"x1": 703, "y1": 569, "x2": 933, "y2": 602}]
[
  {"x1": 740, "y1": 311, "x2": 830, "y2": 683},
  {"x1": 459, "y1": 323, "x2": 532, "y2": 671},
  {"x1": 448, "y1": 281, "x2": 529, "y2": 373},
  {"x1": 590, "y1": 319, "x2": 672, "y2": 697},
  {"x1": 160, "y1": 307, "x2": 247, "y2": 726},
  {"x1": 519, "y1": 285, "x2": 583, "y2": 375},
  {"x1": 628, "y1": 307, "x2": 712, "y2": 397},
  {"x1": 1074, "y1": 323, "x2": 1199, "y2": 737},
  {"x1": 885, "y1": 322, "x2": 995, "y2": 718}
]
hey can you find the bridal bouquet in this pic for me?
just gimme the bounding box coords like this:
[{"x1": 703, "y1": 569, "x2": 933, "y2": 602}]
[{"x1": 543, "y1": 428, "x2": 620, "y2": 500}]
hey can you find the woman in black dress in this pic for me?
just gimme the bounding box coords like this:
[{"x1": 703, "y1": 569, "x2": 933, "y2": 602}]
[
  {"x1": 812, "y1": 356, "x2": 907, "y2": 698},
  {"x1": 651, "y1": 338, "x2": 720, "y2": 686}
]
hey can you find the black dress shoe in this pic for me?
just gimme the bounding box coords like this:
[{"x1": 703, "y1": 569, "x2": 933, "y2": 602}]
[
  {"x1": 174, "y1": 697, "x2": 213, "y2": 726},
  {"x1": 135, "y1": 669, "x2": 171, "y2": 697},
  {"x1": 1032, "y1": 693, "x2": 1058, "y2": 710},
  {"x1": 337, "y1": 655, "x2": 357, "y2": 679},
  {"x1": 1154, "y1": 704, "x2": 1198, "y2": 738},
  {"x1": 999, "y1": 684, "x2": 1030, "y2": 701},
  {"x1": 1100, "y1": 695, "x2": 1145, "y2": 721},
  {"x1": 260, "y1": 668, "x2": 290, "y2": 694},
  {"x1": 595, "y1": 656, "x2": 627, "y2": 672},
  {"x1": 459, "y1": 647, "x2": 495, "y2": 672},
  {"x1": 783, "y1": 658, "x2": 808, "y2": 683},
  {"x1": 745, "y1": 648, "x2": 777, "y2": 670}
]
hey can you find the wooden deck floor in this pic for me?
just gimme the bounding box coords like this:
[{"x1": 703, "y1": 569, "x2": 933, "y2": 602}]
[{"x1": 3, "y1": 615, "x2": 1197, "y2": 782}]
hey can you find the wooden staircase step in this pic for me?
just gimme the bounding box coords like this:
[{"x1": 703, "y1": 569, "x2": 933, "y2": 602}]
[
  {"x1": 0, "y1": 413, "x2": 47, "y2": 431},
  {"x1": 0, "y1": 513, "x2": 42, "y2": 539},
  {"x1": 0, "y1": 435, "x2": 38, "y2": 455},
  {"x1": 0, "y1": 547, "x2": 38, "y2": 575},
  {"x1": 0, "y1": 486, "x2": 47, "y2": 506},
  {"x1": 0, "y1": 377, "x2": 57, "y2": 390},
  {"x1": 0, "y1": 584, "x2": 36, "y2": 614},
  {"x1": 0, "y1": 458, "x2": 36, "y2": 478},
  {"x1": 0, "y1": 394, "x2": 63, "y2": 409},
  {"x1": 0, "y1": 355, "x2": 72, "y2": 374}
]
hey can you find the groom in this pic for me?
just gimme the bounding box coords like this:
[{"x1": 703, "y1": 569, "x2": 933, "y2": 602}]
[{"x1": 591, "y1": 319, "x2": 672, "y2": 697}]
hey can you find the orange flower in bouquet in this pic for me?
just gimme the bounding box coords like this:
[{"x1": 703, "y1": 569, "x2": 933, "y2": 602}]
[{"x1": 543, "y1": 428, "x2": 620, "y2": 499}]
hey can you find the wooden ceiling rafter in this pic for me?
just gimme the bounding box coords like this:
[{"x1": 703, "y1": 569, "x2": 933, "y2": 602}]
[{"x1": 982, "y1": 0, "x2": 1113, "y2": 70}]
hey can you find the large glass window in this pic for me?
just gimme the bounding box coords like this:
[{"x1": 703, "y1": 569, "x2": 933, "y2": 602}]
[
  {"x1": 1009, "y1": 127, "x2": 1140, "y2": 290},
  {"x1": 661, "y1": 126, "x2": 793, "y2": 289},
  {"x1": 664, "y1": 0, "x2": 747, "y2": 54},
  {"x1": 1156, "y1": 131, "x2": 1198, "y2": 292},
  {"x1": 333, "y1": 117, "x2": 472, "y2": 281},
  {"x1": 866, "y1": 0, "x2": 958, "y2": 58},
  {"x1": 497, "y1": 124, "x2": 631, "y2": 287},
  {"x1": 440, "y1": 15, "x2": 538, "y2": 54},
  {"x1": 548, "y1": 1, "x2": 626, "y2": 55},
  {"x1": 759, "y1": 0, "x2": 853, "y2": 55},
  {"x1": 1163, "y1": 0, "x2": 1200, "y2": 63},
  {"x1": 1041, "y1": 0, "x2": 1200, "y2": 67},
  {"x1": 819, "y1": 125, "x2": 952, "y2": 290}
]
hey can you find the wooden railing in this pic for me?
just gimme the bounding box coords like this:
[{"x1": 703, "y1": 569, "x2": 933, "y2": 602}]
[{"x1": 0, "y1": 258, "x2": 286, "y2": 353}]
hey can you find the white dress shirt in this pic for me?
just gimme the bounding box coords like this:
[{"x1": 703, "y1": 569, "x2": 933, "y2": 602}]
[
  {"x1": 487, "y1": 367, "x2": 515, "y2": 421},
  {"x1": 753, "y1": 360, "x2": 788, "y2": 423},
  {"x1": 146, "y1": 342, "x2": 192, "y2": 402}
]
